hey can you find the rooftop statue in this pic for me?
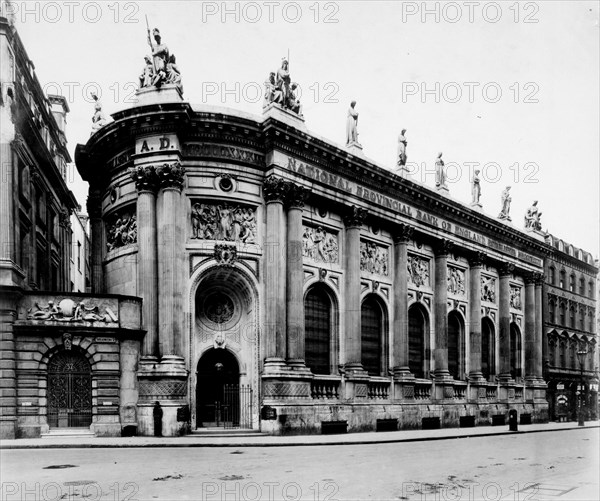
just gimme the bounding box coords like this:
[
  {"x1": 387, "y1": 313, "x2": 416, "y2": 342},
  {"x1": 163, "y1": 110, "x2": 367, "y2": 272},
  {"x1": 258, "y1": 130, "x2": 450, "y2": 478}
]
[
  {"x1": 524, "y1": 200, "x2": 542, "y2": 231},
  {"x1": 471, "y1": 169, "x2": 481, "y2": 205},
  {"x1": 264, "y1": 57, "x2": 302, "y2": 116},
  {"x1": 435, "y1": 152, "x2": 447, "y2": 189},
  {"x1": 90, "y1": 93, "x2": 107, "y2": 135},
  {"x1": 397, "y1": 129, "x2": 407, "y2": 167},
  {"x1": 138, "y1": 21, "x2": 183, "y2": 94},
  {"x1": 346, "y1": 101, "x2": 360, "y2": 146},
  {"x1": 498, "y1": 186, "x2": 512, "y2": 221}
]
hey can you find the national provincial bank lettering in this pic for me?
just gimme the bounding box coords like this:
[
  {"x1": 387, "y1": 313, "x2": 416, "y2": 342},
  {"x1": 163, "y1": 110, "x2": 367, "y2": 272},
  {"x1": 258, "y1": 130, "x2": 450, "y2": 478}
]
[{"x1": 285, "y1": 156, "x2": 541, "y2": 266}]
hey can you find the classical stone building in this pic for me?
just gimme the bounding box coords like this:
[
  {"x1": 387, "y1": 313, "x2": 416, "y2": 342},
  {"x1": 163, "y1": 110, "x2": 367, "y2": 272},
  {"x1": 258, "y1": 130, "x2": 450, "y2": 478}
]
[
  {"x1": 69, "y1": 69, "x2": 559, "y2": 435},
  {"x1": 543, "y1": 235, "x2": 598, "y2": 421},
  {"x1": 0, "y1": 16, "x2": 143, "y2": 439}
]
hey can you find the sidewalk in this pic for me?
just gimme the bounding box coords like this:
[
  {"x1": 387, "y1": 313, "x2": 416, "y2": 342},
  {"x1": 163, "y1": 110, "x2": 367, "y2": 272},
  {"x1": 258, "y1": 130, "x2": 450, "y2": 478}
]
[{"x1": 1, "y1": 421, "x2": 597, "y2": 449}]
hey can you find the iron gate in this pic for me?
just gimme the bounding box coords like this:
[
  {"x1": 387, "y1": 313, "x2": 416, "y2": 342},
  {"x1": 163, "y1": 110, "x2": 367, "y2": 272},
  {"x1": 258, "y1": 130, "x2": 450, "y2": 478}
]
[
  {"x1": 223, "y1": 384, "x2": 253, "y2": 429},
  {"x1": 47, "y1": 351, "x2": 92, "y2": 428}
]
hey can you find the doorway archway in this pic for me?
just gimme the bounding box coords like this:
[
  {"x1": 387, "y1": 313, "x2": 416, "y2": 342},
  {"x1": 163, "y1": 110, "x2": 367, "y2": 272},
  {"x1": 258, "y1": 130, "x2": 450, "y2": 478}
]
[{"x1": 196, "y1": 348, "x2": 241, "y2": 428}]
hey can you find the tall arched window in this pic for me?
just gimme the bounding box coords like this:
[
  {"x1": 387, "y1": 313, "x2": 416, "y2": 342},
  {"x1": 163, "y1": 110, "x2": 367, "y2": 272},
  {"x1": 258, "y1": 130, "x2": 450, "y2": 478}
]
[
  {"x1": 510, "y1": 323, "x2": 522, "y2": 378},
  {"x1": 549, "y1": 300, "x2": 556, "y2": 324},
  {"x1": 579, "y1": 277, "x2": 585, "y2": 295},
  {"x1": 448, "y1": 311, "x2": 463, "y2": 379},
  {"x1": 589, "y1": 281, "x2": 595, "y2": 299},
  {"x1": 569, "y1": 274, "x2": 575, "y2": 292},
  {"x1": 304, "y1": 285, "x2": 332, "y2": 374},
  {"x1": 559, "y1": 341, "x2": 566, "y2": 367},
  {"x1": 569, "y1": 342, "x2": 576, "y2": 369},
  {"x1": 408, "y1": 304, "x2": 428, "y2": 379},
  {"x1": 361, "y1": 295, "x2": 385, "y2": 376},
  {"x1": 481, "y1": 317, "x2": 495, "y2": 380},
  {"x1": 559, "y1": 270, "x2": 566, "y2": 288},
  {"x1": 579, "y1": 308, "x2": 585, "y2": 331},
  {"x1": 559, "y1": 303, "x2": 566, "y2": 325},
  {"x1": 549, "y1": 266, "x2": 555, "y2": 285},
  {"x1": 569, "y1": 306, "x2": 576, "y2": 329}
]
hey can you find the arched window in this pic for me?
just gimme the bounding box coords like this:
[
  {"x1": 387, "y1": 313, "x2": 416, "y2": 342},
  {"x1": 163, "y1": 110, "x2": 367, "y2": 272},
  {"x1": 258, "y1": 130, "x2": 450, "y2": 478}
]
[
  {"x1": 569, "y1": 306, "x2": 576, "y2": 329},
  {"x1": 549, "y1": 300, "x2": 556, "y2": 324},
  {"x1": 589, "y1": 281, "x2": 595, "y2": 299},
  {"x1": 569, "y1": 274, "x2": 575, "y2": 292},
  {"x1": 579, "y1": 277, "x2": 585, "y2": 295},
  {"x1": 510, "y1": 323, "x2": 522, "y2": 378},
  {"x1": 569, "y1": 342, "x2": 576, "y2": 369},
  {"x1": 481, "y1": 317, "x2": 495, "y2": 380},
  {"x1": 304, "y1": 285, "x2": 332, "y2": 374},
  {"x1": 559, "y1": 341, "x2": 566, "y2": 368},
  {"x1": 559, "y1": 270, "x2": 566, "y2": 288},
  {"x1": 448, "y1": 311, "x2": 463, "y2": 380},
  {"x1": 361, "y1": 295, "x2": 385, "y2": 376},
  {"x1": 559, "y1": 303, "x2": 566, "y2": 325},
  {"x1": 579, "y1": 308, "x2": 585, "y2": 331},
  {"x1": 408, "y1": 304, "x2": 428, "y2": 379},
  {"x1": 549, "y1": 266, "x2": 555, "y2": 285}
]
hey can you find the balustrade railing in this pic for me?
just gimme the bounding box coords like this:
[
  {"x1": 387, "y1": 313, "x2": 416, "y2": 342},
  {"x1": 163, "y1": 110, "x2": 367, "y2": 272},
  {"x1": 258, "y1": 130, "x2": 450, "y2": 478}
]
[
  {"x1": 367, "y1": 380, "x2": 390, "y2": 399},
  {"x1": 414, "y1": 381, "x2": 432, "y2": 400},
  {"x1": 311, "y1": 377, "x2": 340, "y2": 400}
]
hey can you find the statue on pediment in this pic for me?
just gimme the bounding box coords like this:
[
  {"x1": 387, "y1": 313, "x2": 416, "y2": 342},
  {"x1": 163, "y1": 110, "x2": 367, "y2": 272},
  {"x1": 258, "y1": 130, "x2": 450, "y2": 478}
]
[
  {"x1": 524, "y1": 200, "x2": 542, "y2": 231},
  {"x1": 397, "y1": 129, "x2": 408, "y2": 167},
  {"x1": 498, "y1": 186, "x2": 512, "y2": 221},
  {"x1": 90, "y1": 93, "x2": 107, "y2": 135},
  {"x1": 346, "y1": 101, "x2": 360, "y2": 146},
  {"x1": 435, "y1": 152, "x2": 447, "y2": 189}
]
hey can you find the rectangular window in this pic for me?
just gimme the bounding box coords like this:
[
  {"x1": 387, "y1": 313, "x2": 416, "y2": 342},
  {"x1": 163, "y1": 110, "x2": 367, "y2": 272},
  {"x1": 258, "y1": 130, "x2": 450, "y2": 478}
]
[{"x1": 77, "y1": 241, "x2": 81, "y2": 272}]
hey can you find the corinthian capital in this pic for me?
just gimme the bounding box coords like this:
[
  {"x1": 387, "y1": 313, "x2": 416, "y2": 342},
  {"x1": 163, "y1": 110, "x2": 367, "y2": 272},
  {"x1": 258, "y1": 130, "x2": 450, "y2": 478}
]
[
  {"x1": 157, "y1": 162, "x2": 185, "y2": 190},
  {"x1": 286, "y1": 183, "x2": 310, "y2": 209},
  {"x1": 344, "y1": 206, "x2": 367, "y2": 228},
  {"x1": 393, "y1": 223, "x2": 413, "y2": 244},
  {"x1": 130, "y1": 165, "x2": 159, "y2": 192},
  {"x1": 263, "y1": 175, "x2": 289, "y2": 203}
]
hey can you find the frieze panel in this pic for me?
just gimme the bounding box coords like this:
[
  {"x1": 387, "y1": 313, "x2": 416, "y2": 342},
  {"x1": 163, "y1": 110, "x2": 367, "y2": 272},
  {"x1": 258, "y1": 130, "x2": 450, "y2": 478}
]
[
  {"x1": 360, "y1": 241, "x2": 389, "y2": 276},
  {"x1": 408, "y1": 254, "x2": 430, "y2": 287},
  {"x1": 183, "y1": 143, "x2": 264, "y2": 166},
  {"x1": 191, "y1": 202, "x2": 257, "y2": 243},
  {"x1": 106, "y1": 209, "x2": 137, "y2": 252},
  {"x1": 447, "y1": 266, "x2": 465, "y2": 296},
  {"x1": 510, "y1": 286, "x2": 522, "y2": 310},
  {"x1": 302, "y1": 225, "x2": 339, "y2": 264},
  {"x1": 481, "y1": 276, "x2": 496, "y2": 303},
  {"x1": 25, "y1": 297, "x2": 118, "y2": 325}
]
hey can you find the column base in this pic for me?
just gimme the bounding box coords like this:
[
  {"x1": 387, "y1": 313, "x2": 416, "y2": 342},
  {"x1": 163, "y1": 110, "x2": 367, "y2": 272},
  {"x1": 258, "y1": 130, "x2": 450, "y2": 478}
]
[
  {"x1": 433, "y1": 369, "x2": 453, "y2": 382},
  {"x1": 287, "y1": 358, "x2": 311, "y2": 374},
  {"x1": 263, "y1": 357, "x2": 289, "y2": 375},
  {"x1": 467, "y1": 371, "x2": 486, "y2": 384},
  {"x1": 392, "y1": 366, "x2": 415, "y2": 381},
  {"x1": 157, "y1": 355, "x2": 187, "y2": 376},
  {"x1": 344, "y1": 362, "x2": 369, "y2": 378}
]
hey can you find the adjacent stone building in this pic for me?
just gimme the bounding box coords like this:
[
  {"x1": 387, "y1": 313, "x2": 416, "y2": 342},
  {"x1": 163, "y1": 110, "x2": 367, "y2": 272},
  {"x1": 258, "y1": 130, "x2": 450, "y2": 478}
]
[
  {"x1": 543, "y1": 235, "x2": 598, "y2": 421},
  {"x1": 0, "y1": 16, "x2": 143, "y2": 439}
]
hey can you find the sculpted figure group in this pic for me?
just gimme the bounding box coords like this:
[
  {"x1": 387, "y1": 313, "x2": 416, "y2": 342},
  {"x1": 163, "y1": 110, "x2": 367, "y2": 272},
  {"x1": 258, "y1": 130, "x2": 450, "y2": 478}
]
[
  {"x1": 138, "y1": 28, "x2": 183, "y2": 94},
  {"x1": 263, "y1": 58, "x2": 302, "y2": 116},
  {"x1": 191, "y1": 203, "x2": 257, "y2": 244}
]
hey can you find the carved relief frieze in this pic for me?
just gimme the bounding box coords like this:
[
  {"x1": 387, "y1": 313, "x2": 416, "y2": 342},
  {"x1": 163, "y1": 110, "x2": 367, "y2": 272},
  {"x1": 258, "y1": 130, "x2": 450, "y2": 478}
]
[
  {"x1": 510, "y1": 286, "x2": 522, "y2": 310},
  {"x1": 360, "y1": 241, "x2": 389, "y2": 276},
  {"x1": 481, "y1": 275, "x2": 497, "y2": 303},
  {"x1": 447, "y1": 266, "x2": 466, "y2": 295},
  {"x1": 26, "y1": 298, "x2": 118, "y2": 324},
  {"x1": 191, "y1": 202, "x2": 257, "y2": 243},
  {"x1": 408, "y1": 254, "x2": 430, "y2": 287},
  {"x1": 106, "y1": 209, "x2": 137, "y2": 251},
  {"x1": 302, "y1": 225, "x2": 339, "y2": 264}
]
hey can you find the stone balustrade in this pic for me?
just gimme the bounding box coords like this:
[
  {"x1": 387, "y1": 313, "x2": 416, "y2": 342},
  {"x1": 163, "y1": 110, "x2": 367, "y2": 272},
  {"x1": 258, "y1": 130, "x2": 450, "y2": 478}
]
[
  {"x1": 367, "y1": 379, "x2": 390, "y2": 400},
  {"x1": 311, "y1": 376, "x2": 341, "y2": 400}
]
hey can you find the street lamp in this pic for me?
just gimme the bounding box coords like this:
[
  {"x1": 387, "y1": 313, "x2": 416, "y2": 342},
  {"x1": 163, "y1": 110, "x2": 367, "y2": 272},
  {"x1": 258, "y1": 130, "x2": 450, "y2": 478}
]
[{"x1": 576, "y1": 348, "x2": 587, "y2": 427}]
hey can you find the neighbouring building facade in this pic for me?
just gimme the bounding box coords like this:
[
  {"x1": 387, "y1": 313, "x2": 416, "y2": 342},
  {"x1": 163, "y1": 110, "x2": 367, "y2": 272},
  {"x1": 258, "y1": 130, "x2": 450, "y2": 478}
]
[
  {"x1": 0, "y1": 15, "x2": 143, "y2": 439},
  {"x1": 70, "y1": 211, "x2": 91, "y2": 293},
  {"x1": 543, "y1": 235, "x2": 598, "y2": 421}
]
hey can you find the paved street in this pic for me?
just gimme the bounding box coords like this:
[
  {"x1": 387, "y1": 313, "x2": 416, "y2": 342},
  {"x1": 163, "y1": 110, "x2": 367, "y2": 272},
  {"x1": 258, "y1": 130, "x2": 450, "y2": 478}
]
[{"x1": 1, "y1": 428, "x2": 598, "y2": 501}]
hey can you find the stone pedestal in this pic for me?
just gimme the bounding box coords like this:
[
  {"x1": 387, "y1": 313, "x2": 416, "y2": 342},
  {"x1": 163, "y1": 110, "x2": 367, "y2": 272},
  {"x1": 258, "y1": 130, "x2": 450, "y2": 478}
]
[
  {"x1": 133, "y1": 84, "x2": 183, "y2": 106},
  {"x1": 470, "y1": 202, "x2": 483, "y2": 211},
  {"x1": 262, "y1": 103, "x2": 306, "y2": 130},
  {"x1": 345, "y1": 142, "x2": 364, "y2": 157}
]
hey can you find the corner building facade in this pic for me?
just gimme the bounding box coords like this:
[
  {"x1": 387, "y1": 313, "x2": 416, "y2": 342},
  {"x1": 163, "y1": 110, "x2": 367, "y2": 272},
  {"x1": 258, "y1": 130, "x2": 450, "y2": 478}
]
[{"x1": 76, "y1": 99, "x2": 550, "y2": 435}]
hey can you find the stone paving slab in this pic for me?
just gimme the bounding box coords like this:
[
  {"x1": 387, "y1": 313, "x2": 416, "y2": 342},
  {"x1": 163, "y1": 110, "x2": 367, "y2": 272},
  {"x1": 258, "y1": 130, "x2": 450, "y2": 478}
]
[{"x1": 1, "y1": 421, "x2": 597, "y2": 449}]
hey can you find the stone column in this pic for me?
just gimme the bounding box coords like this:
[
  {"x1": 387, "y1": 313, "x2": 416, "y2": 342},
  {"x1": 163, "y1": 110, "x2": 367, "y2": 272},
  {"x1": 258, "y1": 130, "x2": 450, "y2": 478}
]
[
  {"x1": 131, "y1": 166, "x2": 159, "y2": 362},
  {"x1": 156, "y1": 162, "x2": 186, "y2": 368},
  {"x1": 392, "y1": 224, "x2": 413, "y2": 378},
  {"x1": 433, "y1": 239, "x2": 453, "y2": 381},
  {"x1": 534, "y1": 273, "x2": 545, "y2": 381},
  {"x1": 343, "y1": 206, "x2": 367, "y2": 375},
  {"x1": 468, "y1": 251, "x2": 486, "y2": 382},
  {"x1": 286, "y1": 183, "x2": 309, "y2": 371},
  {"x1": 498, "y1": 263, "x2": 514, "y2": 381},
  {"x1": 0, "y1": 292, "x2": 20, "y2": 439},
  {"x1": 263, "y1": 176, "x2": 289, "y2": 372},
  {"x1": 87, "y1": 191, "x2": 104, "y2": 294},
  {"x1": 524, "y1": 273, "x2": 536, "y2": 381}
]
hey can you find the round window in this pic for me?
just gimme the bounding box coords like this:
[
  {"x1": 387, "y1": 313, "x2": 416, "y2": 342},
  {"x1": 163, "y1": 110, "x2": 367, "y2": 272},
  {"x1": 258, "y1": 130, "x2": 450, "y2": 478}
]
[{"x1": 219, "y1": 177, "x2": 233, "y2": 192}]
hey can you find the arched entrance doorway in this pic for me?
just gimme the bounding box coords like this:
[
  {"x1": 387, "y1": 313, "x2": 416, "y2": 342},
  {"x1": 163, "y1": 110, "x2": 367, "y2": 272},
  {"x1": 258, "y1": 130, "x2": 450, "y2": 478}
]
[
  {"x1": 196, "y1": 348, "x2": 245, "y2": 428},
  {"x1": 47, "y1": 349, "x2": 92, "y2": 428}
]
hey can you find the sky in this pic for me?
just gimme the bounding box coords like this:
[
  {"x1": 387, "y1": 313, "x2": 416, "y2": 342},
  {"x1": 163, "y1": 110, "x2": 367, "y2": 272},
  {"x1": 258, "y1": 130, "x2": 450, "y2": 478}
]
[{"x1": 7, "y1": 0, "x2": 600, "y2": 256}]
